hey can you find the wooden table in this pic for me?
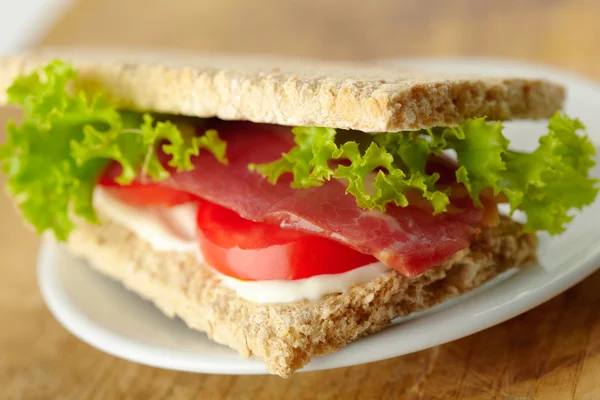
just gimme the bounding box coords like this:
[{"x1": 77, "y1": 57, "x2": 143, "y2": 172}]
[{"x1": 2, "y1": 0, "x2": 600, "y2": 398}]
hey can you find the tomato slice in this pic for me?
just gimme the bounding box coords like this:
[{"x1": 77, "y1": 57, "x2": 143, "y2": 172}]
[
  {"x1": 99, "y1": 181, "x2": 196, "y2": 207},
  {"x1": 195, "y1": 198, "x2": 377, "y2": 281},
  {"x1": 98, "y1": 164, "x2": 195, "y2": 207}
]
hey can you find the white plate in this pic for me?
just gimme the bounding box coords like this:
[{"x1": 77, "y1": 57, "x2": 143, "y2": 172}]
[{"x1": 38, "y1": 58, "x2": 600, "y2": 375}]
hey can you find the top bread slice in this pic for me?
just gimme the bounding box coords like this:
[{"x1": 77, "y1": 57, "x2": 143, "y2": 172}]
[{"x1": 0, "y1": 48, "x2": 564, "y2": 132}]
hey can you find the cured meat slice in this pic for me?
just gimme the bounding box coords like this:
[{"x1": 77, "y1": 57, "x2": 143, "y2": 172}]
[{"x1": 164, "y1": 121, "x2": 482, "y2": 276}]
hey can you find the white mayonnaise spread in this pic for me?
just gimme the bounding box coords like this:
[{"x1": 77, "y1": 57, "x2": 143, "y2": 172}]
[
  {"x1": 93, "y1": 188, "x2": 198, "y2": 253},
  {"x1": 93, "y1": 187, "x2": 390, "y2": 303},
  {"x1": 215, "y1": 262, "x2": 389, "y2": 303}
]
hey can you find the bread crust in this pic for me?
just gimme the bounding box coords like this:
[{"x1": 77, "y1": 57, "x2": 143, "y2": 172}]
[
  {"x1": 0, "y1": 49, "x2": 564, "y2": 132},
  {"x1": 66, "y1": 215, "x2": 536, "y2": 377}
]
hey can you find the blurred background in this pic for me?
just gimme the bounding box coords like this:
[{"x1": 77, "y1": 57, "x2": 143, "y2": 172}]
[
  {"x1": 2, "y1": 0, "x2": 600, "y2": 398},
  {"x1": 1, "y1": 0, "x2": 599, "y2": 76}
]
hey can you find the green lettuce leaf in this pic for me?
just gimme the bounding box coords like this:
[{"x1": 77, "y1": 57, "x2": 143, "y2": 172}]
[
  {"x1": 250, "y1": 126, "x2": 451, "y2": 213},
  {"x1": 250, "y1": 114, "x2": 598, "y2": 234},
  {"x1": 0, "y1": 60, "x2": 227, "y2": 240},
  {"x1": 248, "y1": 126, "x2": 339, "y2": 188},
  {"x1": 501, "y1": 114, "x2": 598, "y2": 233},
  {"x1": 440, "y1": 119, "x2": 509, "y2": 205},
  {"x1": 333, "y1": 141, "x2": 449, "y2": 213},
  {"x1": 430, "y1": 113, "x2": 597, "y2": 233}
]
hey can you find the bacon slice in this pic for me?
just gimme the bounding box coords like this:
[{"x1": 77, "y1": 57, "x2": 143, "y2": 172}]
[{"x1": 162, "y1": 121, "x2": 484, "y2": 277}]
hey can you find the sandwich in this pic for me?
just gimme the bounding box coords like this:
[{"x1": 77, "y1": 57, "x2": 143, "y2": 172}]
[{"x1": 0, "y1": 50, "x2": 597, "y2": 378}]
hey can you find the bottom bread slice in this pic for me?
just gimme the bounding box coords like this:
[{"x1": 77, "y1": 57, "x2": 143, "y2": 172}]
[{"x1": 66, "y1": 215, "x2": 536, "y2": 377}]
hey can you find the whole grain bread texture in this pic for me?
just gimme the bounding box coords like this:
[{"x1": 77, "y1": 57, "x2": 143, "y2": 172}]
[
  {"x1": 66, "y1": 214, "x2": 536, "y2": 377},
  {"x1": 0, "y1": 48, "x2": 564, "y2": 132}
]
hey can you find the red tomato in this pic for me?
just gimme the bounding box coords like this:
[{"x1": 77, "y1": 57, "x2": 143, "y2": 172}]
[
  {"x1": 99, "y1": 181, "x2": 196, "y2": 207},
  {"x1": 195, "y1": 198, "x2": 377, "y2": 281},
  {"x1": 98, "y1": 166, "x2": 195, "y2": 207}
]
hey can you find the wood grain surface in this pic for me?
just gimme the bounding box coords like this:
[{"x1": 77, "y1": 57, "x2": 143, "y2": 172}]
[{"x1": 2, "y1": 0, "x2": 600, "y2": 399}]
